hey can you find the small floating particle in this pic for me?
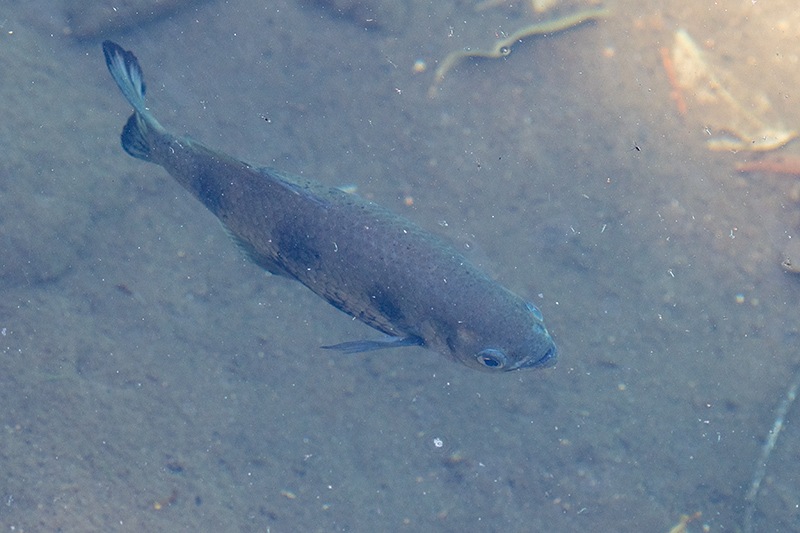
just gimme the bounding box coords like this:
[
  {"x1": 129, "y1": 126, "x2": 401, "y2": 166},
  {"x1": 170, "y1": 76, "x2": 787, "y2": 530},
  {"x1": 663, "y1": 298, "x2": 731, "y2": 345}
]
[{"x1": 781, "y1": 238, "x2": 800, "y2": 273}]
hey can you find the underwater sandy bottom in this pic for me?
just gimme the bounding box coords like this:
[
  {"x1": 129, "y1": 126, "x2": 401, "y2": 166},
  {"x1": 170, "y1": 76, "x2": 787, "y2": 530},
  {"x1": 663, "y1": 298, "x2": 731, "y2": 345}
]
[{"x1": 2, "y1": 0, "x2": 800, "y2": 531}]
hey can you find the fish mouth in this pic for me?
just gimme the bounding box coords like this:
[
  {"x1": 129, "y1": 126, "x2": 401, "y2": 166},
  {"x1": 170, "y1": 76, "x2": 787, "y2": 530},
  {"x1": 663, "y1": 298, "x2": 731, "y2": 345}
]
[{"x1": 510, "y1": 344, "x2": 558, "y2": 371}]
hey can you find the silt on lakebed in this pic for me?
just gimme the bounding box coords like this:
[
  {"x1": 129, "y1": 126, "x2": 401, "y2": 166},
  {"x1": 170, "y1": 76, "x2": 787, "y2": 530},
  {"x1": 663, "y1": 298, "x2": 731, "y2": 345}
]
[{"x1": 102, "y1": 41, "x2": 556, "y2": 373}]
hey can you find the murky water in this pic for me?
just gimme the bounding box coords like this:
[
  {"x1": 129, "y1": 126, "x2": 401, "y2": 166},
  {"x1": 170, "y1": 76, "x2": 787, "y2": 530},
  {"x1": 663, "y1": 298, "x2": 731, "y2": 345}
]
[{"x1": 2, "y1": 0, "x2": 800, "y2": 531}]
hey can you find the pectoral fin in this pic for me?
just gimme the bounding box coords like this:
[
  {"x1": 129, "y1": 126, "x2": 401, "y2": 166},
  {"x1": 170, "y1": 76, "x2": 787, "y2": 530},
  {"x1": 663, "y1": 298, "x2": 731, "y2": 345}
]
[
  {"x1": 221, "y1": 222, "x2": 292, "y2": 277},
  {"x1": 321, "y1": 335, "x2": 424, "y2": 354}
]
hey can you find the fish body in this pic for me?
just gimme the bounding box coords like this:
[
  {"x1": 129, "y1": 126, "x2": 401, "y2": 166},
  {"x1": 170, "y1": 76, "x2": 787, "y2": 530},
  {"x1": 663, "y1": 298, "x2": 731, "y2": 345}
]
[{"x1": 102, "y1": 41, "x2": 557, "y2": 372}]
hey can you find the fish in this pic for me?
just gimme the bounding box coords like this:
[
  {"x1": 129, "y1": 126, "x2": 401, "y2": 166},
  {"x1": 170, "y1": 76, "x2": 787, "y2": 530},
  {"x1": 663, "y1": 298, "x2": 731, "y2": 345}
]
[{"x1": 101, "y1": 41, "x2": 557, "y2": 372}]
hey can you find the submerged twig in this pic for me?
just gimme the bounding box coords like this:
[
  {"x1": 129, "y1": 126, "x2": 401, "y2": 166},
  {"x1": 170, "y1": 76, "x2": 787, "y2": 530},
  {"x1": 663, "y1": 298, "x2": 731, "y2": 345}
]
[
  {"x1": 743, "y1": 369, "x2": 800, "y2": 533},
  {"x1": 429, "y1": 7, "x2": 610, "y2": 97}
]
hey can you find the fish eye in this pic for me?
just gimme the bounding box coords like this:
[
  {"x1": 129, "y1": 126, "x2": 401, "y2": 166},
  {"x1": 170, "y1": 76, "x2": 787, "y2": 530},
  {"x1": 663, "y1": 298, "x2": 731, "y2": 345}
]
[
  {"x1": 525, "y1": 302, "x2": 543, "y2": 320},
  {"x1": 477, "y1": 349, "x2": 506, "y2": 369}
]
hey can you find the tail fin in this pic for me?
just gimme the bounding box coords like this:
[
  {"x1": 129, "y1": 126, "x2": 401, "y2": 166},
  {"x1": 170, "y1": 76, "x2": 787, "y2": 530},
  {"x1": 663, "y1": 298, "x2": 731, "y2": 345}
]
[{"x1": 102, "y1": 41, "x2": 165, "y2": 162}]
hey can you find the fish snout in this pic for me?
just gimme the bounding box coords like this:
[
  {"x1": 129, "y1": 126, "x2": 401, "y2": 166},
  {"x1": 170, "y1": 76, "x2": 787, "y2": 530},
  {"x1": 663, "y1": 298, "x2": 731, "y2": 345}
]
[{"x1": 519, "y1": 342, "x2": 558, "y2": 370}]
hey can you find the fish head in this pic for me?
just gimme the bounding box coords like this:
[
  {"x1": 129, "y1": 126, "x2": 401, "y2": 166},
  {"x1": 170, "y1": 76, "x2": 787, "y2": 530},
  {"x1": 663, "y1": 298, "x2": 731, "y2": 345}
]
[{"x1": 444, "y1": 300, "x2": 557, "y2": 373}]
